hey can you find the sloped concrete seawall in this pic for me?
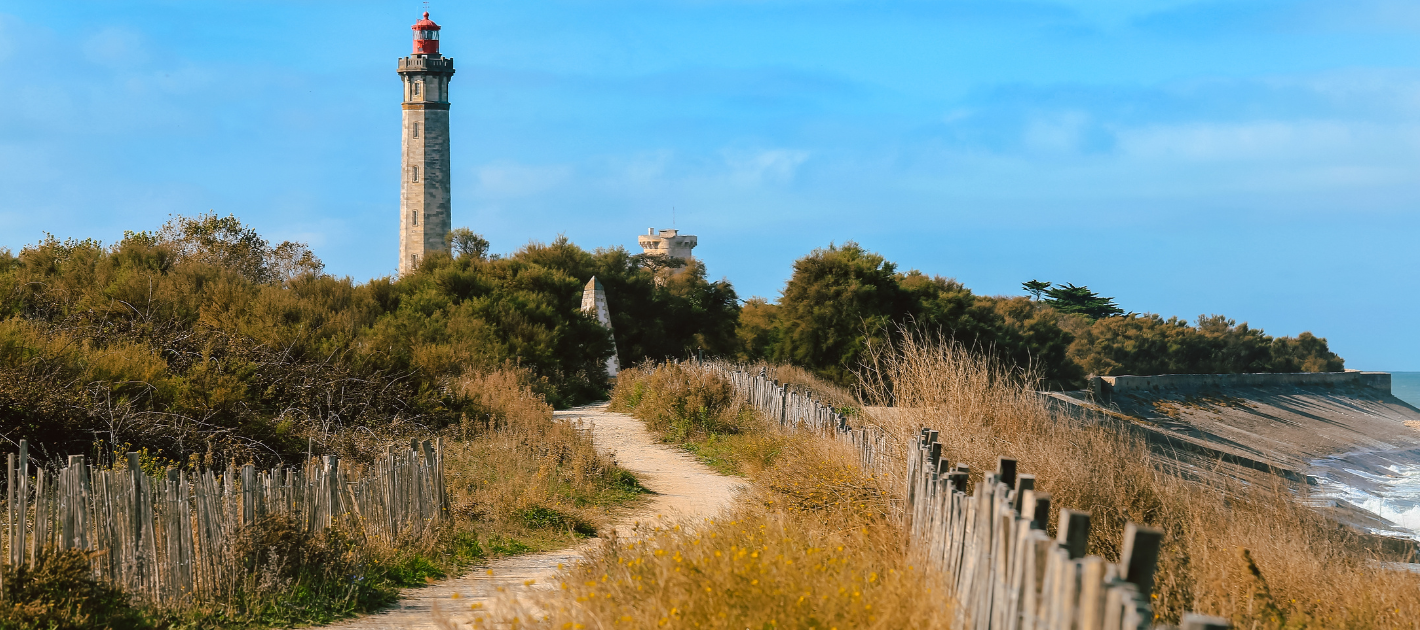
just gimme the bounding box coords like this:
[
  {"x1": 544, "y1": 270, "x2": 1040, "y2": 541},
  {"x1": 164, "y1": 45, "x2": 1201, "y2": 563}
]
[
  {"x1": 1044, "y1": 371, "x2": 1420, "y2": 539},
  {"x1": 1051, "y1": 371, "x2": 1420, "y2": 473}
]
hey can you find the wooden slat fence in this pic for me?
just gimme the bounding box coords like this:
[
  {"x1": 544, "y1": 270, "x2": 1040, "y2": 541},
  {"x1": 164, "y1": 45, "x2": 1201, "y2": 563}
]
[
  {"x1": 1, "y1": 437, "x2": 445, "y2": 606},
  {"x1": 687, "y1": 360, "x2": 1231, "y2": 630},
  {"x1": 709, "y1": 363, "x2": 897, "y2": 478}
]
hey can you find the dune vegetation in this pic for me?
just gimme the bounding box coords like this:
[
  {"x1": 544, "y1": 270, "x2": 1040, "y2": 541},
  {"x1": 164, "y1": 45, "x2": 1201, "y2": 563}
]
[
  {"x1": 0, "y1": 216, "x2": 1380, "y2": 629},
  {"x1": 0, "y1": 213, "x2": 738, "y2": 467},
  {"x1": 608, "y1": 362, "x2": 786, "y2": 477},
  {"x1": 860, "y1": 331, "x2": 1420, "y2": 627},
  {"x1": 0, "y1": 365, "x2": 646, "y2": 629},
  {"x1": 737, "y1": 242, "x2": 1346, "y2": 389},
  {"x1": 554, "y1": 331, "x2": 1420, "y2": 629},
  {"x1": 0, "y1": 214, "x2": 744, "y2": 628},
  {"x1": 542, "y1": 362, "x2": 949, "y2": 630}
]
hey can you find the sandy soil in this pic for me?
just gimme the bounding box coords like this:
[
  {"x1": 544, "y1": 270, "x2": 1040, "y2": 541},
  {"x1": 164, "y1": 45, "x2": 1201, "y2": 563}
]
[{"x1": 304, "y1": 403, "x2": 744, "y2": 629}]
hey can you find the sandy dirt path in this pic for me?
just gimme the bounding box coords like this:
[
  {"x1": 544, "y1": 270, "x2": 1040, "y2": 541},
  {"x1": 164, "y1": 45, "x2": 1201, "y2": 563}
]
[{"x1": 306, "y1": 403, "x2": 744, "y2": 629}]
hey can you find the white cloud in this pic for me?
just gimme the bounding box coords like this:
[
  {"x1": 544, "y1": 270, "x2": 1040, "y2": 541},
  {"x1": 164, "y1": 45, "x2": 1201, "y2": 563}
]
[
  {"x1": 617, "y1": 150, "x2": 674, "y2": 184},
  {"x1": 1022, "y1": 111, "x2": 1092, "y2": 155},
  {"x1": 0, "y1": 16, "x2": 17, "y2": 63},
  {"x1": 475, "y1": 161, "x2": 572, "y2": 197},
  {"x1": 1114, "y1": 119, "x2": 1420, "y2": 167},
  {"x1": 1118, "y1": 120, "x2": 1344, "y2": 161},
  {"x1": 82, "y1": 26, "x2": 149, "y2": 69},
  {"x1": 722, "y1": 148, "x2": 809, "y2": 185}
]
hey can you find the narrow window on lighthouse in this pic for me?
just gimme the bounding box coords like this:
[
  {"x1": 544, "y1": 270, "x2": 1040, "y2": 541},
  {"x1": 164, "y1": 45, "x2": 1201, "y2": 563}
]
[
  {"x1": 412, "y1": 210, "x2": 418, "y2": 226},
  {"x1": 413, "y1": 122, "x2": 420, "y2": 138},
  {"x1": 412, "y1": 166, "x2": 419, "y2": 182},
  {"x1": 414, "y1": 81, "x2": 423, "y2": 99}
]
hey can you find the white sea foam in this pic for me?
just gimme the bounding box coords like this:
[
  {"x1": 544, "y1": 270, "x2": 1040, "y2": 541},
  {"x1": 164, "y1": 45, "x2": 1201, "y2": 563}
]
[{"x1": 1311, "y1": 454, "x2": 1420, "y2": 540}]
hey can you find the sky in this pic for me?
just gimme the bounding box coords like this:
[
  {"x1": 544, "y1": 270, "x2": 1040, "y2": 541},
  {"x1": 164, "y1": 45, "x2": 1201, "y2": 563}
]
[{"x1": 1, "y1": 0, "x2": 1418, "y2": 370}]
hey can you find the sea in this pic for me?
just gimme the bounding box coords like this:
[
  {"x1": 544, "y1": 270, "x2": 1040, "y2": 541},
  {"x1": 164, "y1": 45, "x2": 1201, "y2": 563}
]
[
  {"x1": 1394, "y1": 372, "x2": 1420, "y2": 409},
  {"x1": 1309, "y1": 372, "x2": 1420, "y2": 539}
]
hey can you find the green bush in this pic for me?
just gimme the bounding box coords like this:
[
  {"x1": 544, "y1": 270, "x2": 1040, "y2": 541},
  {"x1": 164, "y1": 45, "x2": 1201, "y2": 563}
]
[
  {"x1": 1063, "y1": 313, "x2": 1344, "y2": 376},
  {"x1": 736, "y1": 242, "x2": 1343, "y2": 389},
  {"x1": 0, "y1": 550, "x2": 151, "y2": 630},
  {"x1": 609, "y1": 363, "x2": 750, "y2": 439},
  {"x1": 0, "y1": 215, "x2": 741, "y2": 465},
  {"x1": 736, "y1": 242, "x2": 1082, "y2": 388}
]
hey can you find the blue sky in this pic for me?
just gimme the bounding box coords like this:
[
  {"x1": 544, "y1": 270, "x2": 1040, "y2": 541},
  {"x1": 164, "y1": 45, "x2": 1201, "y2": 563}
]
[{"x1": 1, "y1": 1, "x2": 1418, "y2": 369}]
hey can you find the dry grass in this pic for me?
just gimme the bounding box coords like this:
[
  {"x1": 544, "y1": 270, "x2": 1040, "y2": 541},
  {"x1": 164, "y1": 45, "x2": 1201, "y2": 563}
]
[
  {"x1": 859, "y1": 331, "x2": 1420, "y2": 628},
  {"x1": 220, "y1": 368, "x2": 642, "y2": 627},
  {"x1": 610, "y1": 363, "x2": 786, "y2": 477},
  {"x1": 1, "y1": 368, "x2": 644, "y2": 629},
  {"x1": 443, "y1": 369, "x2": 644, "y2": 545},
  {"x1": 528, "y1": 436, "x2": 950, "y2": 630},
  {"x1": 516, "y1": 362, "x2": 948, "y2": 629},
  {"x1": 756, "y1": 363, "x2": 860, "y2": 412}
]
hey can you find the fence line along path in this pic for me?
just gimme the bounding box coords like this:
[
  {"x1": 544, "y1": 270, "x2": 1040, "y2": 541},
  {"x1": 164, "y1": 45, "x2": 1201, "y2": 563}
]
[
  {"x1": 3, "y1": 438, "x2": 445, "y2": 605},
  {"x1": 689, "y1": 360, "x2": 1231, "y2": 630}
]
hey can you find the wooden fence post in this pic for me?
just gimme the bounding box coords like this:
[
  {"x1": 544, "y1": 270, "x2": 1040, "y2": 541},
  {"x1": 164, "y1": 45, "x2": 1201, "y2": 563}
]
[
  {"x1": 325, "y1": 455, "x2": 341, "y2": 523},
  {"x1": 1078, "y1": 556, "x2": 1107, "y2": 630},
  {"x1": 30, "y1": 468, "x2": 46, "y2": 566},
  {"x1": 1057, "y1": 509, "x2": 1091, "y2": 559},
  {"x1": 997, "y1": 457, "x2": 1018, "y2": 490},
  {"x1": 7, "y1": 452, "x2": 15, "y2": 571},
  {"x1": 1014, "y1": 475, "x2": 1035, "y2": 513},
  {"x1": 1120, "y1": 522, "x2": 1165, "y2": 597},
  {"x1": 241, "y1": 464, "x2": 256, "y2": 526},
  {"x1": 127, "y1": 451, "x2": 143, "y2": 586},
  {"x1": 1030, "y1": 492, "x2": 1051, "y2": 531},
  {"x1": 17, "y1": 440, "x2": 28, "y2": 570}
]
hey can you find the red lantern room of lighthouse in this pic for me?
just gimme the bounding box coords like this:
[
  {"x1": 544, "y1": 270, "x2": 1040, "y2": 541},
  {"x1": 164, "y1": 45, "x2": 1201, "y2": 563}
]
[{"x1": 412, "y1": 12, "x2": 441, "y2": 55}]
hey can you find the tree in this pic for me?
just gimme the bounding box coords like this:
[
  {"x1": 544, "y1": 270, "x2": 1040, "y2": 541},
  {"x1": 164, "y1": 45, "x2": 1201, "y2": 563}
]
[
  {"x1": 1063, "y1": 313, "x2": 1344, "y2": 376},
  {"x1": 769, "y1": 242, "x2": 910, "y2": 386},
  {"x1": 1043, "y1": 283, "x2": 1124, "y2": 320},
  {"x1": 735, "y1": 297, "x2": 780, "y2": 363},
  {"x1": 1022, "y1": 280, "x2": 1052, "y2": 301},
  {"x1": 268, "y1": 241, "x2": 325, "y2": 283},
  {"x1": 742, "y1": 244, "x2": 1344, "y2": 386},
  {"x1": 632, "y1": 253, "x2": 687, "y2": 278},
  {"x1": 152, "y1": 212, "x2": 322, "y2": 285},
  {"x1": 509, "y1": 237, "x2": 742, "y2": 364},
  {"x1": 448, "y1": 227, "x2": 490, "y2": 261},
  {"x1": 746, "y1": 243, "x2": 1088, "y2": 388}
]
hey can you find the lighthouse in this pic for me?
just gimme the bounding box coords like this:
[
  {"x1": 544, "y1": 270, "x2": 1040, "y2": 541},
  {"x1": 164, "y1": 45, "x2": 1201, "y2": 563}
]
[{"x1": 397, "y1": 12, "x2": 455, "y2": 275}]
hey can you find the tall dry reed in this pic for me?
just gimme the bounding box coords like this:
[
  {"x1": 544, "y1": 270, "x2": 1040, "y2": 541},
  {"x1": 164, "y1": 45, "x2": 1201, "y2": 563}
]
[{"x1": 860, "y1": 330, "x2": 1420, "y2": 627}]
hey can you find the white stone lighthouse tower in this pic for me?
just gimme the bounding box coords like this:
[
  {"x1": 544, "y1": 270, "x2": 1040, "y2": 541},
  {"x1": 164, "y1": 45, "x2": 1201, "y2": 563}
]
[{"x1": 398, "y1": 12, "x2": 455, "y2": 275}]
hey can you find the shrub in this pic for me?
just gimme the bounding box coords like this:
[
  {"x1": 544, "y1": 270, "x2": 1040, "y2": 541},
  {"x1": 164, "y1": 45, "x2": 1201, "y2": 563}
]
[
  {"x1": 610, "y1": 364, "x2": 752, "y2": 440},
  {"x1": 0, "y1": 550, "x2": 151, "y2": 630},
  {"x1": 1063, "y1": 313, "x2": 1344, "y2": 376},
  {"x1": 739, "y1": 242, "x2": 1083, "y2": 389},
  {"x1": 0, "y1": 215, "x2": 742, "y2": 466},
  {"x1": 740, "y1": 243, "x2": 1345, "y2": 391}
]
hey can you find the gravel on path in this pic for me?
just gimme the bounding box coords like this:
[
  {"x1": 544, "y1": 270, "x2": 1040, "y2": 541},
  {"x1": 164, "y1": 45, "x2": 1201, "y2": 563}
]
[{"x1": 303, "y1": 403, "x2": 744, "y2": 629}]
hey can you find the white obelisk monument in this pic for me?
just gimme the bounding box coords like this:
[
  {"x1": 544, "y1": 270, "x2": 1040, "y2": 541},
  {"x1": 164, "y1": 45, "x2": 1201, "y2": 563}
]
[{"x1": 580, "y1": 277, "x2": 620, "y2": 378}]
